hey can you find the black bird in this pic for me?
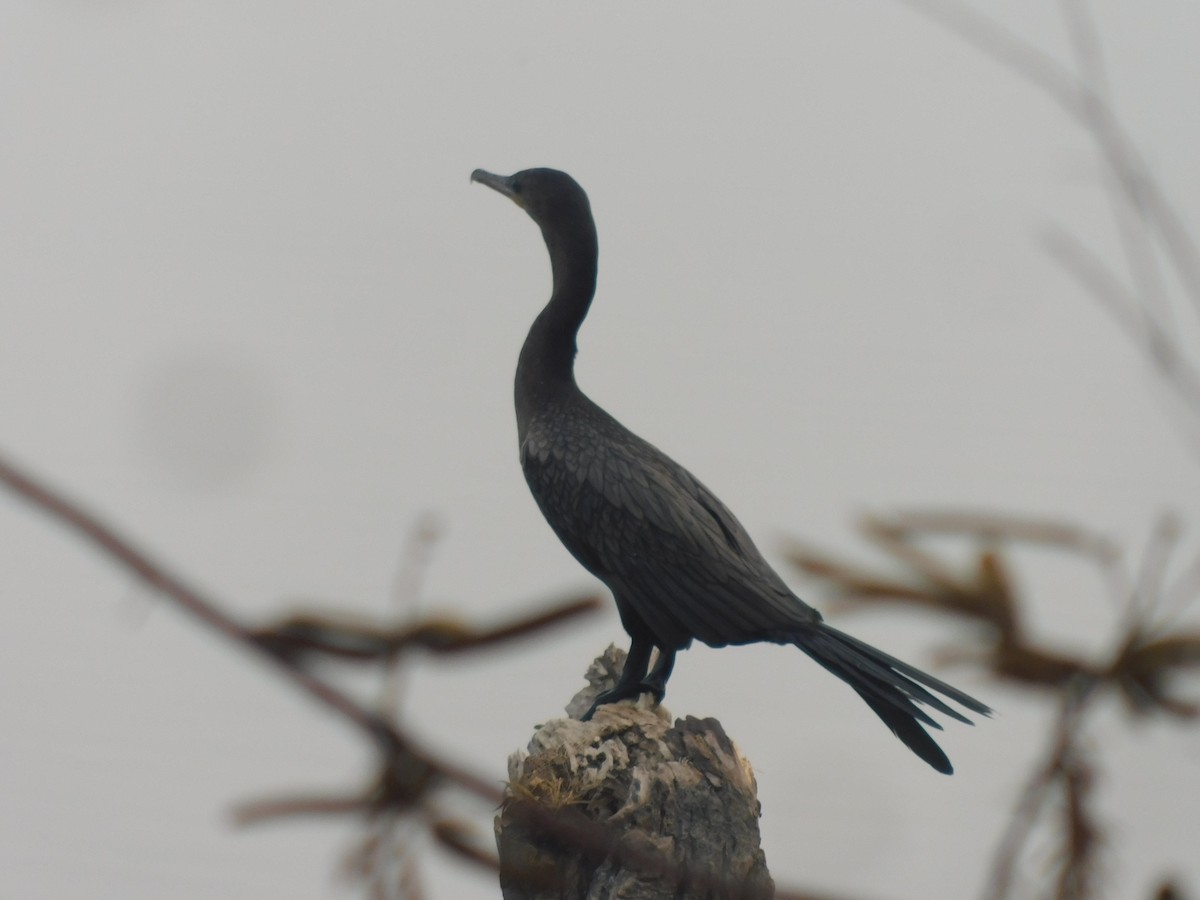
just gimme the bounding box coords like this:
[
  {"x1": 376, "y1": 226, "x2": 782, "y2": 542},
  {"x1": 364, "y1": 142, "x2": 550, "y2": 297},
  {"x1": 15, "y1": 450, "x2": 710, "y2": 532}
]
[{"x1": 471, "y1": 167, "x2": 990, "y2": 774}]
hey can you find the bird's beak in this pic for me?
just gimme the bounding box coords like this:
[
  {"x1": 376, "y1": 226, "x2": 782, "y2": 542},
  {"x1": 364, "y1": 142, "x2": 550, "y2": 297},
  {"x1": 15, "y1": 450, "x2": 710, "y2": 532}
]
[{"x1": 470, "y1": 169, "x2": 523, "y2": 207}]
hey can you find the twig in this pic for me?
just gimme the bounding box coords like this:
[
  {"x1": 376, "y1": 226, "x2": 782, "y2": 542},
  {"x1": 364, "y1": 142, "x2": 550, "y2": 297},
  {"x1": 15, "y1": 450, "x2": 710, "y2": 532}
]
[
  {"x1": 1042, "y1": 228, "x2": 1200, "y2": 458},
  {"x1": 1060, "y1": 0, "x2": 1175, "y2": 342},
  {"x1": 0, "y1": 450, "x2": 410, "y2": 754},
  {"x1": 0, "y1": 447, "x2": 516, "y2": 818},
  {"x1": 882, "y1": 509, "x2": 1119, "y2": 563},
  {"x1": 899, "y1": 0, "x2": 1200, "y2": 310},
  {"x1": 899, "y1": 0, "x2": 1200, "y2": 445},
  {"x1": 982, "y1": 681, "x2": 1099, "y2": 900},
  {"x1": 4, "y1": 447, "x2": 850, "y2": 897}
]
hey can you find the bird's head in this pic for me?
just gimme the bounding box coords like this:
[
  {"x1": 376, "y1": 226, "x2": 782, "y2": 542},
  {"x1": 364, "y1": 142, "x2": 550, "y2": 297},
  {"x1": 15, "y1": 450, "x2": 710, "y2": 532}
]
[{"x1": 471, "y1": 167, "x2": 593, "y2": 235}]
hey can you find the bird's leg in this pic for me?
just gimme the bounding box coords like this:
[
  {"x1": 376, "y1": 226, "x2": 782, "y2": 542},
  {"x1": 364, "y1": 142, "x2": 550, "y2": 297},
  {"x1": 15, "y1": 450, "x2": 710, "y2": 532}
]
[
  {"x1": 641, "y1": 648, "x2": 675, "y2": 700},
  {"x1": 581, "y1": 637, "x2": 654, "y2": 720}
]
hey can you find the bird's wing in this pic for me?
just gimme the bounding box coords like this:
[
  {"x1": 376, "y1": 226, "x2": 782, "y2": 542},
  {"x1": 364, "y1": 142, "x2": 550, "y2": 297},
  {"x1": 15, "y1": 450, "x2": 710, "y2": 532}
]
[{"x1": 521, "y1": 419, "x2": 818, "y2": 648}]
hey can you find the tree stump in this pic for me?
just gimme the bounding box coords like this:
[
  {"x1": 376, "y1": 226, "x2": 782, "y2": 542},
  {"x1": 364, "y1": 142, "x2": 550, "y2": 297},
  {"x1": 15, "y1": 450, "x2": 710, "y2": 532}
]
[{"x1": 496, "y1": 646, "x2": 774, "y2": 899}]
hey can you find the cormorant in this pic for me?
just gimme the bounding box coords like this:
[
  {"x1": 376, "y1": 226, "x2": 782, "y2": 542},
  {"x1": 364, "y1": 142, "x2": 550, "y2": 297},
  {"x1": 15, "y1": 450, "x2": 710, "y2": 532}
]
[{"x1": 471, "y1": 167, "x2": 990, "y2": 774}]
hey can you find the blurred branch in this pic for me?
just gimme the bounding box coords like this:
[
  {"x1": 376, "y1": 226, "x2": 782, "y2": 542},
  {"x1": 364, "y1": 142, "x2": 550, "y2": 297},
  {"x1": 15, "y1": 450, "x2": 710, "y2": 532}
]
[
  {"x1": 895, "y1": 0, "x2": 1080, "y2": 110},
  {"x1": 899, "y1": 0, "x2": 1200, "y2": 310},
  {"x1": 872, "y1": 509, "x2": 1119, "y2": 559},
  {"x1": 866, "y1": 9, "x2": 1200, "y2": 890},
  {"x1": 0, "y1": 446, "x2": 602, "y2": 885},
  {"x1": 1154, "y1": 880, "x2": 1190, "y2": 900},
  {"x1": 982, "y1": 684, "x2": 1101, "y2": 900},
  {"x1": 900, "y1": 0, "x2": 1200, "y2": 458},
  {"x1": 250, "y1": 596, "x2": 600, "y2": 664},
  {"x1": 2, "y1": 446, "x2": 853, "y2": 898},
  {"x1": 0, "y1": 450, "x2": 435, "y2": 796},
  {"x1": 791, "y1": 509, "x2": 1200, "y2": 709},
  {"x1": 1043, "y1": 226, "x2": 1200, "y2": 454},
  {"x1": 788, "y1": 506, "x2": 1199, "y2": 900}
]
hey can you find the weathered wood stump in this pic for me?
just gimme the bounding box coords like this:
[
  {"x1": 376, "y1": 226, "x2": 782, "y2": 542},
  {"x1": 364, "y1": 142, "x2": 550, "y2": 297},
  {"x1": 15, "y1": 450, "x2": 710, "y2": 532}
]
[{"x1": 496, "y1": 646, "x2": 774, "y2": 899}]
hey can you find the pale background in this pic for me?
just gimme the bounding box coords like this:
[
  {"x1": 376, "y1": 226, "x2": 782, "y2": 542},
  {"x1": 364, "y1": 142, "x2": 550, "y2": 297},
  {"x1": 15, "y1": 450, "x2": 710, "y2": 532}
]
[{"x1": 2, "y1": 2, "x2": 1198, "y2": 898}]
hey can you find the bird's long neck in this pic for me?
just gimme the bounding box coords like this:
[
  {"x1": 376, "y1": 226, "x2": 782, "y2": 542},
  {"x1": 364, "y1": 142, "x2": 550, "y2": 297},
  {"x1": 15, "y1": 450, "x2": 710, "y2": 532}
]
[{"x1": 515, "y1": 218, "x2": 598, "y2": 439}]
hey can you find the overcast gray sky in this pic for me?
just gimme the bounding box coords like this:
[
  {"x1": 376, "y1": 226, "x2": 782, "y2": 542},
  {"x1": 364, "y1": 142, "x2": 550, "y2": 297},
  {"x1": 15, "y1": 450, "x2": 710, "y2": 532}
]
[{"x1": 3, "y1": 2, "x2": 1199, "y2": 898}]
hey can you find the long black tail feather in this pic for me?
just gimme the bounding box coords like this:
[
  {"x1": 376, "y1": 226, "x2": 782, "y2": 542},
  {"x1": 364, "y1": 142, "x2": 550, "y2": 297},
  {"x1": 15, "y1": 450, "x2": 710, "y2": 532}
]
[{"x1": 792, "y1": 624, "x2": 992, "y2": 774}]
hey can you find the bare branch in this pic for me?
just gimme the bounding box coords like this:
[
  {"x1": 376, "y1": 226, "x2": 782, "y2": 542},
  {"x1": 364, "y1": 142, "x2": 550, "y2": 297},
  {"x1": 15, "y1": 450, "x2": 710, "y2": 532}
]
[{"x1": 901, "y1": 0, "x2": 1200, "y2": 384}]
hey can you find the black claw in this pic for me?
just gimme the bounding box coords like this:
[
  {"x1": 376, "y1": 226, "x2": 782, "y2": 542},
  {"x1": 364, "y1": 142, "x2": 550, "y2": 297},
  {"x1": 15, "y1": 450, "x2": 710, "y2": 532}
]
[
  {"x1": 639, "y1": 679, "x2": 665, "y2": 703},
  {"x1": 641, "y1": 674, "x2": 668, "y2": 699},
  {"x1": 580, "y1": 681, "x2": 663, "y2": 721}
]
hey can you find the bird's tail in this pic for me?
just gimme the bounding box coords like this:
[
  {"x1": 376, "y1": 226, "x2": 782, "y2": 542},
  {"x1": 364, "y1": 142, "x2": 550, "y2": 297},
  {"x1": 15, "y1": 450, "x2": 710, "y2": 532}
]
[{"x1": 791, "y1": 624, "x2": 991, "y2": 774}]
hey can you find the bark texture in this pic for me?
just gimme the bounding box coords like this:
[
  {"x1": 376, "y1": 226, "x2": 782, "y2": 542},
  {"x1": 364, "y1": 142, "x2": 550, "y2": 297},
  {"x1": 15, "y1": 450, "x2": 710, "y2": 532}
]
[{"x1": 496, "y1": 646, "x2": 774, "y2": 899}]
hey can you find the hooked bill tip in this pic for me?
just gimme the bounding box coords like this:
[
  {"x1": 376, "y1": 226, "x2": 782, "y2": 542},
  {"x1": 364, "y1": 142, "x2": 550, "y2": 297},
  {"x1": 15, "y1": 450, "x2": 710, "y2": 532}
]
[{"x1": 470, "y1": 168, "x2": 518, "y2": 201}]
